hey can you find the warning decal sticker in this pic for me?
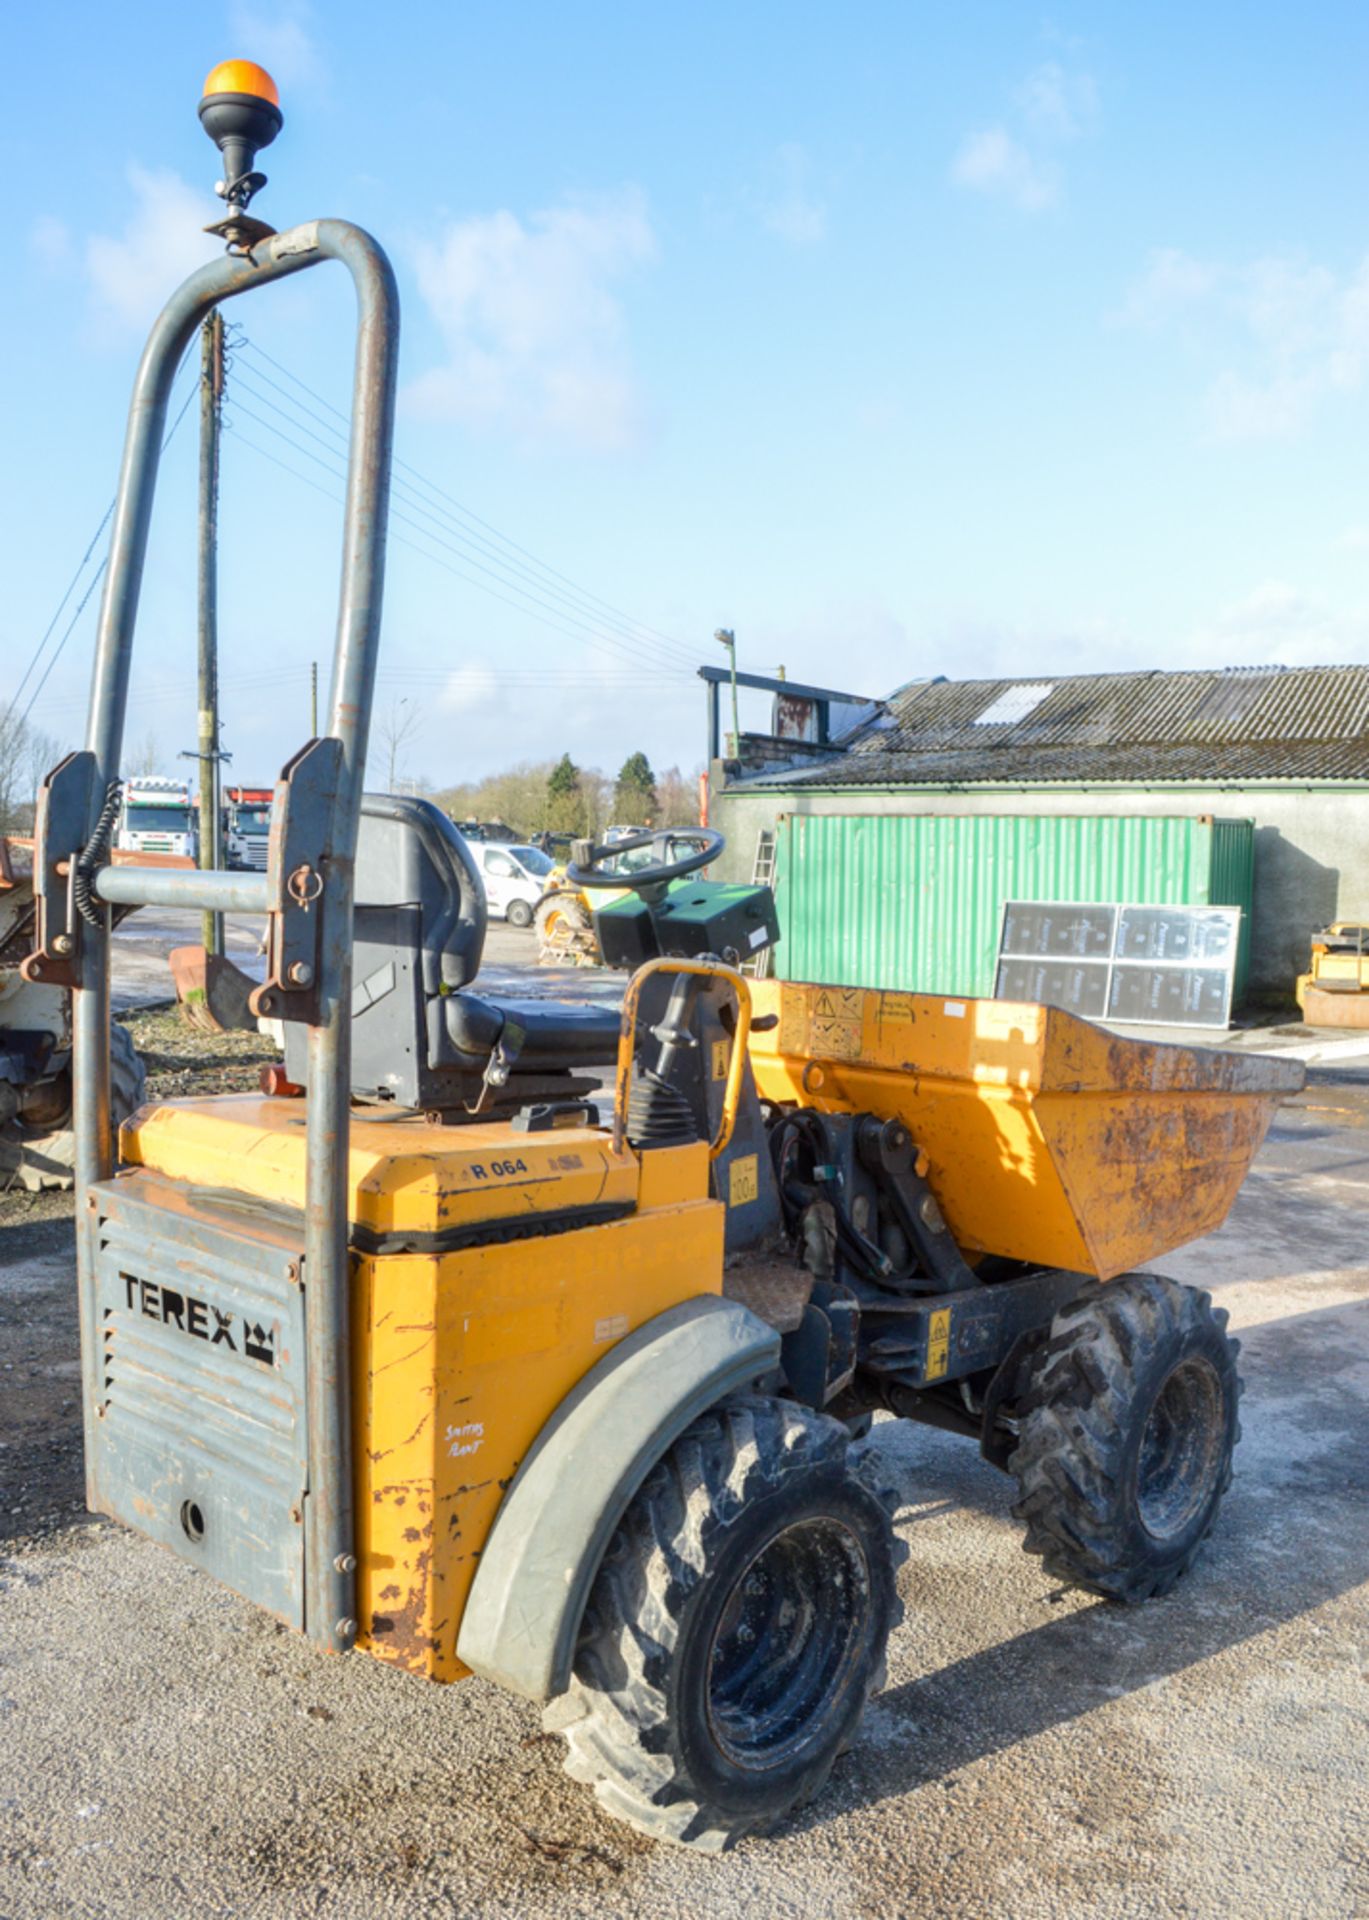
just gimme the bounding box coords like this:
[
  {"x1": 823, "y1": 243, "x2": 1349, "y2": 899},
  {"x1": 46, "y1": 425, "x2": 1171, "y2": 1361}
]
[{"x1": 809, "y1": 986, "x2": 864, "y2": 1061}]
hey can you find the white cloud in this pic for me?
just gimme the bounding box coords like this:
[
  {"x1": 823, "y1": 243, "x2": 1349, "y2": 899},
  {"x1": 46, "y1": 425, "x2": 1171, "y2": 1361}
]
[
  {"x1": 1203, "y1": 368, "x2": 1321, "y2": 441},
  {"x1": 1117, "y1": 246, "x2": 1222, "y2": 324},
  {"x1": 84, "y1": 167, "x2": 219, "y2": 331},
  {"x1": 438, "y1": 665, "x2": 502, "y2": 713},
  {"x1": 754, "y1": 144, "x2": 827, "y2": 246},
  {"x1": 406, "y1": 191, "x2": 657, "y2": 452},
  {"x1": 748, "y1": 600, "x2": 911, "y2": 698},
  {"x1": 381, "y1": 656, "x2": 699, "y2": 779},
  {"x1": 30, "y1": 215, "x2": 72, "y2": 271},
  {"x1": 226, "y1": 2, "x2": 323, "y2": 90},
  {"x1": 951, "y1": 59, "x2": 1097, "y2": 214},
  {"x1": 951, "y1": 128, "x2": 1057, "y2": 212},
  {"x1": 1188, "y1": 581, "x2": 1369, "y2": 667},
  {"x1": 1120, "y1": 247, "x2": 1369, "y2": 440},
  {"x1": 1017, "y1": 61, "x2": 1099, "y2": 141}
]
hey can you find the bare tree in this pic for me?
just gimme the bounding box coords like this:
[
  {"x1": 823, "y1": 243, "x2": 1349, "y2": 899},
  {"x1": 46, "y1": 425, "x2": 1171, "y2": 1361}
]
[
  {"x1": 376, "y1": 697, "x2": 423, "y2": 791},
  {"x1": 129, "y1": 730, "x2": 163, "y2": 776},
  {"x1": 435, "y1": 761, "x2": 556, "y2": 836},
  {"x1": 0, "y1": 703, "x2": 62, "y2": 835},
  {"x1": 581, "y1": 769, "x2": 613, "y2": 838},
  {"x1": 656, "y1": 764, "x2": 705, "y2": 828},
  {"x1": 23, "y1": 723, "x2": 59, "y2": 808}
]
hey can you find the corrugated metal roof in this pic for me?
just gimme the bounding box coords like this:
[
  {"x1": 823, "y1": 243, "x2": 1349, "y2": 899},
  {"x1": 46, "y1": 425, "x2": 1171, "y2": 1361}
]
[{"x1": 740, "y1": 664, "x2": 1369, "y2": 789}]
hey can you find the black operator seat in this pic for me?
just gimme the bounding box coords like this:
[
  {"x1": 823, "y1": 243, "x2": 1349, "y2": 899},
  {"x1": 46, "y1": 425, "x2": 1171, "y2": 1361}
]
[{"x1": 286, "y1": 794, "x2": 620, "y2": 1111}]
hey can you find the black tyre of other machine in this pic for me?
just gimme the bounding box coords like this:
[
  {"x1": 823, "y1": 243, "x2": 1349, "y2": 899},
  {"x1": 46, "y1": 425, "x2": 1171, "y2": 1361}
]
[
  {"x1": 506, "y1": 897, "x2": 534, "y2": 929},
  {"x1": 1009, "y1": 1273, "x2": 1240, "y2": 1603},
  {"x1": 2, "y1": 1020, "x2": 147, "y2": 1192},
  {"x1": 534, "y1": 890, "x2": 596, "y2": 965},
  {"x1": 553, "y1": 1394, "x2": 906, "y2": 1850}
]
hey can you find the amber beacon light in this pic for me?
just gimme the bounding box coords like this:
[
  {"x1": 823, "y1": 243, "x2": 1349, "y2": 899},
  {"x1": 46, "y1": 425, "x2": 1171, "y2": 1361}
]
[{"x1": 198, "y1": 58, "x2": 283, "y2": 239}]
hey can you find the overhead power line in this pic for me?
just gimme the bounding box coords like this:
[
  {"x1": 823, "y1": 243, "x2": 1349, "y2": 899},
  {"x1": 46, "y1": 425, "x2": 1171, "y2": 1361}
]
[
  {"x1": 233, "y1": 335, "x2": 700, "y2": 671},
  {"x1": 18, "y1": 376, "x2": 201, "y2": 732},
  {"x1": 13, "y1": 502, "x2": 116, "y2": 712},
  {"x1": 35, "y1": 660, "x2": 676, "y2": 724},
  {"x1": 232, "y1": 366, "x2": 694, "y2": 674},
  {"x1": 23, "y1": 333, "x2": 702, "y2": 734},
  {"x1": 222, "y1": 410, "x2": 693, "y2": 683}
]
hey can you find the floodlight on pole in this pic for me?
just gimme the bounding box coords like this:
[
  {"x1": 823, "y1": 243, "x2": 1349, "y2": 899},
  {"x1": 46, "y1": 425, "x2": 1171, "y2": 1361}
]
[{"x1": 715, "y1": 628, "x2": 740, "y2": 761}]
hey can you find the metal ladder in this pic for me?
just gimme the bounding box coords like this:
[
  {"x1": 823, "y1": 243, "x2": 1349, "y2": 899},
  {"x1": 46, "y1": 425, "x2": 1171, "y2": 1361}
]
[{"x1": 742, "y1": 829, "x2": 776, "y2": 978}]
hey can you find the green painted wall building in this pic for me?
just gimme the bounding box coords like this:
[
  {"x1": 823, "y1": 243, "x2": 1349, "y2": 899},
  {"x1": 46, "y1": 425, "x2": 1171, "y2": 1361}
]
[{"x1": 711, "y1": 664, "x2": 1369, "y2": 1005}]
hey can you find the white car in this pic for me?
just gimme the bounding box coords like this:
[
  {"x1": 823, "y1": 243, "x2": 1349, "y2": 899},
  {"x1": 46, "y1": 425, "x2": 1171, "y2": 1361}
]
[{"x1": 473, "y1": 841, "x2": 554, "y2": 928}]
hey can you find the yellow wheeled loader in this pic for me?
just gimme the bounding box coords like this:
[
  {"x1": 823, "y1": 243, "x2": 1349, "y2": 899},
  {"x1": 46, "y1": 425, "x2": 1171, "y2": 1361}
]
[
  {"x1": 27, "y1": 65, "x2": 1304, "y2": 1852},
  {"x1": 534, "y1": 828, "x2": 714, "y2": 966}
]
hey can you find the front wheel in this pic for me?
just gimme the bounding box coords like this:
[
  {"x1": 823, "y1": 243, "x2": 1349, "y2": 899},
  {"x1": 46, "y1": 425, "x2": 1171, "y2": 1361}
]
[
  {"x1": 1008, "y1": 1273, "x2": 1240, "y2": 1603},
  {"x1": 550, "y1": 1396, "x2": 905, "y2": 1850},
  {"x1": 506, "y1": 897, "x2": 534, "y2": 929},
  {"x1": 534, "y1": 890, "x2": 598, "y2": 966}
]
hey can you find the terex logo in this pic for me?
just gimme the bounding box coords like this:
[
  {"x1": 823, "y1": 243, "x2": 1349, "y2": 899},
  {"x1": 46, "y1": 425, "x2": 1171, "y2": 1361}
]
[{"x1": 120, "y1": 1272, "x2": 276, "y2": 1369}]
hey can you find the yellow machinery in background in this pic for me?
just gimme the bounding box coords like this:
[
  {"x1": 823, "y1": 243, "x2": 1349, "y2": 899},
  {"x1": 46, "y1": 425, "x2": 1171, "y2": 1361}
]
[
  {"x1": 535, "y1": 828, "x2": 714, "y2": 965},
  {"x1": 1298, "y1": 921, "x2": 1369, "y2": 1029},
  {"x1": 26, "y1": 64, "x2": 1306, "y2": 1854}
]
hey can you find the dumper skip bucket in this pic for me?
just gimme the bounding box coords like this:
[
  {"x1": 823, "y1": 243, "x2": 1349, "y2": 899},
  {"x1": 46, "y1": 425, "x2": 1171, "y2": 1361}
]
[{"x1": 747, "y1": 982, "x2": 1305, "y2": 1279}]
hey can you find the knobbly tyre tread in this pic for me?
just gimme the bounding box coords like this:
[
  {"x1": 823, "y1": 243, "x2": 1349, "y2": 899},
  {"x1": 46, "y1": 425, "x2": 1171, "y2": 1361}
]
[
  {"x1": 534, "y1": 889, "x2": 599, "y2": 967},
  {"x1": 1007, "y1": 1273, "x2": 1241, "y2": 1603},
  {"x1": 1, "y1": 1020, "x2": 146, "y2": 1192},
  {"x1": 549, "y1": 1394, "x2": 907, "y2": 1850}
]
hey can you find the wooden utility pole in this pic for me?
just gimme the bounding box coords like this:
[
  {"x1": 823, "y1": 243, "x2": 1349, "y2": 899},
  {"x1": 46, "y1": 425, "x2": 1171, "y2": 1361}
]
[{"x1": 197, "y1": 310, "x2": 225, "y2": 955}]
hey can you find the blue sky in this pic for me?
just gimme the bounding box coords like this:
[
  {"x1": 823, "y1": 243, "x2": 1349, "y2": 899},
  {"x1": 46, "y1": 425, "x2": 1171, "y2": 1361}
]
[{"x1": 7, "y1": 3, "x2": 1369, "y2": 791}]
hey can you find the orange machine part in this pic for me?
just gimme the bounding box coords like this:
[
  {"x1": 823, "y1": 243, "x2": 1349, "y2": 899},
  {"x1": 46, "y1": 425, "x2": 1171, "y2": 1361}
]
[{"x1": 202, "y1": 59, "x2": 279, "y2": 104}]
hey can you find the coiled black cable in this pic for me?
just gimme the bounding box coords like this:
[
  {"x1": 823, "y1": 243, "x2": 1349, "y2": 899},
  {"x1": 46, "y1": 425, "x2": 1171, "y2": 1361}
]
[{"x1": 73, "y1": 779, "x2": 122, "y2": 928}]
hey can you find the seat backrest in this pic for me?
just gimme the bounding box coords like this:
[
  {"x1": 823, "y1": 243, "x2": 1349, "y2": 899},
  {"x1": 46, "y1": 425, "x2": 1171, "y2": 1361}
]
[
  {"x1": 354, "y1": 793, "x2": 486, "y2": 993},
  {"x1": 287, "y1": 794, "x2": 620, "y2": 1112}
]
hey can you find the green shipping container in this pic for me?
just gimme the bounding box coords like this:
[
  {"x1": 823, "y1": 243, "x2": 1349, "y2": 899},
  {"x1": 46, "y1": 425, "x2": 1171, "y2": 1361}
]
[{"x1": 772, "y1": 812, "x2": 1255, "y2": 1002}]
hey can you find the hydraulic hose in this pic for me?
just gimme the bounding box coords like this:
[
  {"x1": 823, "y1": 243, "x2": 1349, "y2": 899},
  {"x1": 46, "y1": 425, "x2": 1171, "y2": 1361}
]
[{"x1": 74, "y1": 780, "x2": 122, "y2": 928}]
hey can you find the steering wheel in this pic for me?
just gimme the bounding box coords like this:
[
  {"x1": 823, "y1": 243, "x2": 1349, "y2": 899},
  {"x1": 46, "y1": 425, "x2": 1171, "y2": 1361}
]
[{"x1": 565, "y1": 827, "x2": 725, "y2": 895}]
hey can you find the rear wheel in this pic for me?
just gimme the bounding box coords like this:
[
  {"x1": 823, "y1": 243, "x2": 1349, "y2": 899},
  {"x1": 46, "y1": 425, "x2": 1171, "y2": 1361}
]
[
  {"x1": 550, "y1": 1395, "x2": 905, "y2": 1850},
  {"x1": 1008, "y1": 1273, "x2": 1240, "y2": 1602}
]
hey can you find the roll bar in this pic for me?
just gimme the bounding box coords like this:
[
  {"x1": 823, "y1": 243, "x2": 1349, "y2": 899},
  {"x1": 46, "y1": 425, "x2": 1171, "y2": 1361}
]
[{"x1": 26, "y1": 219, "x2": 400, "y2": 1654}]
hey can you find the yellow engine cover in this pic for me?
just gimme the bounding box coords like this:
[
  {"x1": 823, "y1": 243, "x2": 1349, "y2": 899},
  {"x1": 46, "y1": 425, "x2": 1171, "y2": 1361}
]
[{"x1": 123, "y1": 1098, "x2": 722, "y2": 1681}]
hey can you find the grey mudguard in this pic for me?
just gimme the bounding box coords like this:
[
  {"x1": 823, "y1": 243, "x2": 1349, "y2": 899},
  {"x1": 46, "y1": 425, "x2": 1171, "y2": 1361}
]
[{"x1": 456, "y1": 1294, "x2": 781, "y2": 1702}]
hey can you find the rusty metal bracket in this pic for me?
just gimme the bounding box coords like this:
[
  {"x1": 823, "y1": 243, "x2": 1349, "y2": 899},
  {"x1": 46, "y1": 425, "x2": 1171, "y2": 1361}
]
[
  {"x1": 21, "y1": 751, "x2": 99, "y2": 990},
  {"x1": 250, "y1": 736, "x2": 344, "y2": 1026},
  {"x1": 204, "y1": 213, "x2": 277, "y2": 253},
  {"x1": 856, "y1": 1115, "x2": 982, "y2": 1292}
]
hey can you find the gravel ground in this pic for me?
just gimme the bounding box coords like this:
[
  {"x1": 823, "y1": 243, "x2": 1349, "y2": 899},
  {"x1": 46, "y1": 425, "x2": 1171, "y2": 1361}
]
[{"x1": 0, "y1": 1036, "x2": 1366, "y2": 1917}]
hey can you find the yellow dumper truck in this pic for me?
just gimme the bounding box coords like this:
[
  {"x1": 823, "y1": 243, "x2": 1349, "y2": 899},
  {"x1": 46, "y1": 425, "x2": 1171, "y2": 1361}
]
[{"x1": 24, "y1": 61, "x2": 1302, "y2": 1851}]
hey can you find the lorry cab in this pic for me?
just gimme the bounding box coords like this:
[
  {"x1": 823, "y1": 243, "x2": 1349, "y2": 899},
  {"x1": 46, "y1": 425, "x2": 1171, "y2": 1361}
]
[
  {"x1": 471, "y1": 840, "x2": 553, "y2": 927},
  {"x1": 115, "y1": 776, "x2": 196, "y2": 862},
  {"x1": 222, "y1": 787, "x2": 273, "y2": 871}
]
